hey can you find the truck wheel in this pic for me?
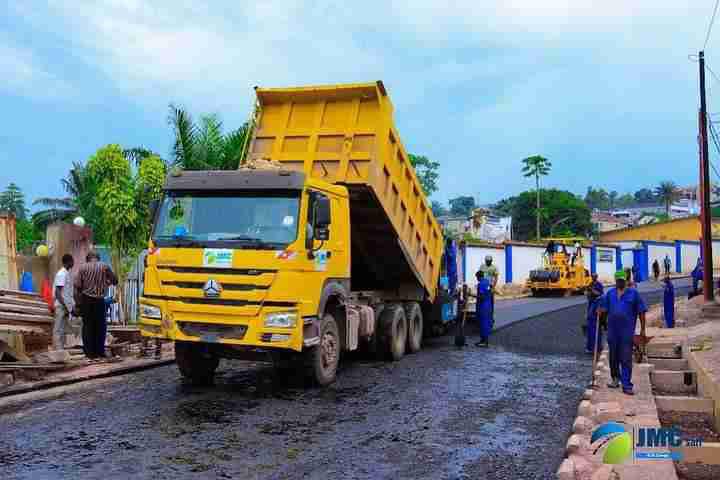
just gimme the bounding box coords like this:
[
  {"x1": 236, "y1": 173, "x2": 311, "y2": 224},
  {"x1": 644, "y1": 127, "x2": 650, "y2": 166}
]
[
  {"x1": 174, "y1": 341, "x2": 219, "y2": 385},
  {"x1": 380, "y1": 304, "x2": 407, "y2": 361},
  {"x1": 404, "y1": 302, "x2": 423, "y2": 353},
  {"x1": 304, "y1": 313, "x2": 340, "y2": 386}
]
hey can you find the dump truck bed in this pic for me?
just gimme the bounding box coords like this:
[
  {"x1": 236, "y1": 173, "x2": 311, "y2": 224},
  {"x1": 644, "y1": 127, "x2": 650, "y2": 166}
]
[{"x1": 247, "y1": 82, "x2": 443, "y2": 300}]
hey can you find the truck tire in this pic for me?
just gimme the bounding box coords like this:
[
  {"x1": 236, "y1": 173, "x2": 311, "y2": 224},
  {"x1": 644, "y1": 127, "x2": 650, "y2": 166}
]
[
  {"x1": 174, "y1": 341, "x2": 219, "y2": 385},
  {"x1": 380, "y1": 304, "x2": 407, "y2": 361},
  {"x1": 304, "y1": 313, "x2": 340, "y2": 386},
  {"x1": 404, "y1": 302, "x2": 423, "y2": 353}
]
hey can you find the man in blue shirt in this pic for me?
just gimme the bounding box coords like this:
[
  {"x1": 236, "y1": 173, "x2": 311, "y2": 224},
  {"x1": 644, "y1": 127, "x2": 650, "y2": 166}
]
[
  {"x1": 597, "y1": 270, "x2": 648, "y2": 395},
  {"x1": 585, "y1": 273, "x2": 604, "y2": 354}
]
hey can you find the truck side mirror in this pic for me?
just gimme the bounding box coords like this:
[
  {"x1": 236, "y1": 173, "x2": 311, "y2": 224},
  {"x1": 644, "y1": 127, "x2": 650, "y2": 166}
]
[{"x1": 314, "y1": 196, "x2": 331, "y2": 241}]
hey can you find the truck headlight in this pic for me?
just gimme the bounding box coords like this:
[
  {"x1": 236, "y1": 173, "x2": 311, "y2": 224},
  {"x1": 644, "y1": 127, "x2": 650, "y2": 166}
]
[
  {"x1": 264, "y1": 311, "x2": 297, "y2": 328},
  {"x1": 140, "y1": 303, "x2": 162, "y2": 319}
]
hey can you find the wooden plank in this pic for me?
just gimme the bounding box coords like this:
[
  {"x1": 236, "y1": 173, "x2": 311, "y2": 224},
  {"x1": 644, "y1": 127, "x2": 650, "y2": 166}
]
[
  {"x1": 0, "y1": 300, "x2": 50, "y2": 316},
  {"x1": 0, "y1": 339, "x2": 30, "y2": 362},
  {"x1": 0, "y1": 311, "x2": 53, "y2": 325},
  {"x1": 0, "y1": 296, "x2": 49, "y2": 309},
  {"x1": 0, "y1": 289, "x2": 42, "y2": 300},
  {"x1": 0, "y1": 324, "x2": 46, "y2": 335}
]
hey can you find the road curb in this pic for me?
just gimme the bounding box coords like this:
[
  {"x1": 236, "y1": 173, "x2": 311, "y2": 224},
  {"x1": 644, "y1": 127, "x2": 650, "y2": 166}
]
[{"x1": 0, "y1": 358, "x2": 175, "y2": 399}]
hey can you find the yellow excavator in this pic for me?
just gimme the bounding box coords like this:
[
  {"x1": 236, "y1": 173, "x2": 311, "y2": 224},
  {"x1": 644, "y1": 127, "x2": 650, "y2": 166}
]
[{"x1": 527, "y1": 238, "x2": 592, "y2": 296}]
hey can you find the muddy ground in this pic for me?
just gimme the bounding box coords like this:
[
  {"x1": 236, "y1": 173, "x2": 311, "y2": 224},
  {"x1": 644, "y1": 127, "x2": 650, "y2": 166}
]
[{"x1": 0, "y1": 285, "x2": 688, "y2": 480}]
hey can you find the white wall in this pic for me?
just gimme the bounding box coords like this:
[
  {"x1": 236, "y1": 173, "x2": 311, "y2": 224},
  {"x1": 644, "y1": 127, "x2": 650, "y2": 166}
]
[
  {"x1": 681, "y1": 243, "x2": 700, "y2": 273},
  {"x1": 622, "y1": 250, "x2": 634, "y2": 270},
  {"x1": 464, "y1": 245, "x2": 506, "y2": 286},
  {"x1": 713, "y1": 240, "x2": 720, "y2": 269},
  {"x1": 647, "y1": 244, "x2": 675, "y2": 275},
  {"x1": 511, "y1": 244, "x2": 547, "y2": 285},
  {"x1": 616, "y1": 241, "x2": 640, "y2": 250},
  {"x1": 595, "y1": 247, "x2": 616, "y2": 282}
]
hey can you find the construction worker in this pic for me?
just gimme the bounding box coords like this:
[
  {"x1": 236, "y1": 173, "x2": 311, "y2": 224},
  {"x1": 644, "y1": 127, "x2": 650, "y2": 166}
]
[
  {"x1": 52, "y1": 254, "x2": 75, "y2": 350},
  {"x1": 692, "y1": 258, "x2": 703, "y2": 296},
  {"x1": 585, "y1": 273, "x2": 604, "y2": 355},
  {"x1": 652, "y1": 259, "x2": 660, "y2": 281},
  {"x1": 478, "y1": 255, "x2": 499, "y2": 326},
  {"x1": 663, "y1": 276, "x2": 675, "y2": 328},
  {"x1": 473, "y1": 270, "x2": 492, "y2": 347},
  {"x1": 597, "y1": 270, "x2": 648, "y2": 396}
]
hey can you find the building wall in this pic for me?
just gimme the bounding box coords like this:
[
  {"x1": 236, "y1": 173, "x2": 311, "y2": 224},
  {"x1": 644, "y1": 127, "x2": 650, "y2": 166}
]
[
  {"x1": 599, "y1": 216, "x2": 703, "y2": 242},
  {"x1": 510, "y1": 244, "x2": 547, "y2": 285},
  {"x1": 0, "y1": 215, "x2": 18, "y2": 290},
  {"x1": 646, "y1": 243, "x2": 675, "y2": 276},
  {"x1": 595, "y1": 247, "x2": 616, "y2": 281},
  {"x1": 680, "y1": 242, "x2": 701, "y2": 273},
  {"x1": 622, "y1": 250, "x2": 634, "y2": 270},
  {"x1": 464, "y1": 245, "x2": 506, "y2": 286}
]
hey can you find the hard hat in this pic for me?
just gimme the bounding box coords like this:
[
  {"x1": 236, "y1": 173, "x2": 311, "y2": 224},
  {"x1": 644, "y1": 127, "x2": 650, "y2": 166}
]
[
  {"x1": 614, "y1": 270, "x2": 626, "y2": 280},
  {"x1": 485, "y1": 255, "x2": 493, "y2": 262}
]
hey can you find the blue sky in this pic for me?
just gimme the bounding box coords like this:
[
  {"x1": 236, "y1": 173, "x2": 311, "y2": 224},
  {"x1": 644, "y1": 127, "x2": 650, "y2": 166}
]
[{"x1": 1, "y1": 1, "x2": 718, "y2": 208}]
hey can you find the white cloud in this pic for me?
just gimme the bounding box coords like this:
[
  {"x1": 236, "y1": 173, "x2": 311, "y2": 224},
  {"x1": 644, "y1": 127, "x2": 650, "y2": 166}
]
[{"x1": 0, "y1": 41, "x2": 74, "y2": 100}]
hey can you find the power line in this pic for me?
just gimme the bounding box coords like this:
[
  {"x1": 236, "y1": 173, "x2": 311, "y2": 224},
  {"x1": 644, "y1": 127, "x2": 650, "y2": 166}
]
[
  {"x1": 704, "y1": 0, "x2": 720, "y2": 49},
  {"x1": 706, "y1": 120, "x2": 720, "y2": 179}
]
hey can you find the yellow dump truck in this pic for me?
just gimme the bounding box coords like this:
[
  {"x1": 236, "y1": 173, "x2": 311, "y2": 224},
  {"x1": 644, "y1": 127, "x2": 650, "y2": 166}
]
[{"x1": 139, "y1": 82, "x2": 450, "y2": 385}]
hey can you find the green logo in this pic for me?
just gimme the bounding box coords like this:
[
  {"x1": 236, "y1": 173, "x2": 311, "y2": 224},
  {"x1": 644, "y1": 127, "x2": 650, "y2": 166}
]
[{"x1": 591, "y1": 422, "x2": 633, "y2": 464}]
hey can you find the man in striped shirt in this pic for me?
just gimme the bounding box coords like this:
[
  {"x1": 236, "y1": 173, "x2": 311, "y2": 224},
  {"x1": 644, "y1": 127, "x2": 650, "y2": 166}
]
[{"x1": 74, "y1": 250, "x2": 118, "y2": 359}]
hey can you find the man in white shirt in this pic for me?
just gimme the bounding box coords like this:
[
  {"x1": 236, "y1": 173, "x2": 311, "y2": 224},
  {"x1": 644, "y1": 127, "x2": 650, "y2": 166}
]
[{"x1": 53, "y1": 254, "x2": 75, "y2": 350}]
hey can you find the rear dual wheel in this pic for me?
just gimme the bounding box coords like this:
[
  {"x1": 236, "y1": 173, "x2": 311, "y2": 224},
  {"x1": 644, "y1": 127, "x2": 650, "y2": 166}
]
[{"x1": 380, "y1": 304, "x2": 407, "y2": 361}]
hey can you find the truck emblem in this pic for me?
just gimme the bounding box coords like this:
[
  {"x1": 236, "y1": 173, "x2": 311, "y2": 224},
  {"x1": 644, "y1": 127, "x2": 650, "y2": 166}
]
[{"x1": 203, "y1": 279, "x2": 222, "y2": 298}]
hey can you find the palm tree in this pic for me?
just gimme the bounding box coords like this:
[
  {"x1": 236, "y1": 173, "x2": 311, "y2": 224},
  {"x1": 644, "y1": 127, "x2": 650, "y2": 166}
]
[
  {"x1": 655, "y1": 181, "x2": 678, "y2": 217},
  {"x1": 521, "y1": 155, "x2": 552, "y2": 240},
  {"x1": 168, "y1": 104, "x2": 250, "y2": 170}
]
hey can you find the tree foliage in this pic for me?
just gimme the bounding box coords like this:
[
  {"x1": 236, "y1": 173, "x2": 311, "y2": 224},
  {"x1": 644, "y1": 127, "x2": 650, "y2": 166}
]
[
  {"x1": 431, "y1": 200, "x2": 447, "y2": 217},
  {"x1": 655, "y1": 181, "x2": 678, "y2": 217},
  {"x1": 168, "y1": 104, "x2": 250, "y2": 170},
  {"x1": 634, "y1": 188, "x2": 656, "y2": 203},
  {"x1": 584, "y1": 186, "x2": 609, "y2": 210},
  {"x1": 449, "y1": 196, "x2": 476, "y2": 216},
  {"x1": 496, "y1": 189, "x2": 591, "y2": 241},
  {"x1": 0, "y1": 183, "x2": 27, "y2": 220},
  {"x1": 521, "y1": 155, "x2": 552, "y2": 239},
  {"x1": 16, "y1": 219, "x2": 42, "y2": 253},
  {"x1": 408, "y1": 154, "x2": 440, "y2": 197}
]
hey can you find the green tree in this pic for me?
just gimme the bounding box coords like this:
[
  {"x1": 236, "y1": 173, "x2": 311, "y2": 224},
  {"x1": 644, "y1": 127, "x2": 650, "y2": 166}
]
[
  {"x1": 616, "y1": 193, "x2": 635, "y2": 208},
  {"x1": 15, "y1": 219, "x2": 42, "y2": 253},
  {"x1": 86, "y1": 144, "x2": 166, "y2": 321},
  {"x1": 408, "y1": 154, "x2": 440, "y2": 197},
  {"x1": 449, "y1": 196, "x2": 476, "y2": 216},
  {"x1": 608, "y1": 191, "x2": 619, "y2": 210},
  {"x1": 431, "y1": 200, "x2": 447, "y2": 217},
  {"x1": 584, "y1": 186, "x2": 608, "y2": 210},
  {"x1": 168, "y1": 104, "x2": 250, "y2": 170},
  {"x1": 521, "y1": 155, "x2": 552, "y2": 239},
  {"x1": 634, "y1": 188, "x2": 656, "y2": 203},
  {"x1": 655, "y1": 181, "x2": 678, "y2": 217},
  {"x1": 0, "y1": 183, "x2": 27, "y2": 220},
  {"x1": 497, "y1": 189, "x2": 591, "y2": 241}
]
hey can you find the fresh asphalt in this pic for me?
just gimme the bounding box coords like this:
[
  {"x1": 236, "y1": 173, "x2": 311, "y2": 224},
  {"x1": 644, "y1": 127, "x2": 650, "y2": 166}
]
[{"x1": 0, "y1": 278, "x2": 691, "y2": 480}]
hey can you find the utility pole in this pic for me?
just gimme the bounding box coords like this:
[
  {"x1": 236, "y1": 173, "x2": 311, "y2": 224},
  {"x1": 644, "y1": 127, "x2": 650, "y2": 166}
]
[{"x1": 699, "y1": 51, "x2": 714, "y2": 302}]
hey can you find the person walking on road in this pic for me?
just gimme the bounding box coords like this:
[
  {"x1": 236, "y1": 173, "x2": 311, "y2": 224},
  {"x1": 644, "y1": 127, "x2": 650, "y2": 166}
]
[
  {"x1": 652, "y1": 259, "x2": 660, "y2": 282},
  {"x1": 663, "y1": 254, "x2": 672, "y2": 276},
  {"x1": 74, "y1": 250, "x2": 118, "y2": 359},
  {"x1": 597, "y1": 270, "x2": 648, "y2": 396},
  {"x1": 472, "y1": 270, "x2": 492, "y2": 348},
  {"x1": 478, "y1": 255, "x2": 499, "y2": 326},
  {"x1": 585, "y1": 273, "x2": 604, "y2": 355},
  {"x1": 52, "y1": 254, "x2": 75, "y2": 350},
  {"x1": 663, "y1": 276, "x2": 675, "y2": 328}
]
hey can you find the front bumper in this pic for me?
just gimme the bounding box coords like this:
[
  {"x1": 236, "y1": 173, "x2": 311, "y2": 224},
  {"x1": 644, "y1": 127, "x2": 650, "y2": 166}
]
[{"x1": 138, "y1": 297, "x2": 307, "y2": 352}]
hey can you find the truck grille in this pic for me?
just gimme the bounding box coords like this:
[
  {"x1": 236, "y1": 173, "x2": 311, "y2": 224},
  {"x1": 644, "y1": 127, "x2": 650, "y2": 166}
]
[{"x1": 177, "y1": 321, "x2": 247, "y2": 340}]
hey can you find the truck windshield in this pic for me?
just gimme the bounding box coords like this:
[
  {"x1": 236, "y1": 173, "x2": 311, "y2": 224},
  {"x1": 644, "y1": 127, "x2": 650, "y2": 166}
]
[{"x1": 152, "y1": 191, "x2": 300, "y2": 249}]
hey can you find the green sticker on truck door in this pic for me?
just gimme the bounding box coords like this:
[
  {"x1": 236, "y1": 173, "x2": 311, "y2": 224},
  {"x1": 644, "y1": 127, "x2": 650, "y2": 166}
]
[{"x1": 203, "y1": 249, "x2": 233, "y2": 268}]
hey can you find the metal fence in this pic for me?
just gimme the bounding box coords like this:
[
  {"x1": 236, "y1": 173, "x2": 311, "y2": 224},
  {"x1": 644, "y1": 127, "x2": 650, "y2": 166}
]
[{"x1": 107, "y1": 250, "x2": 146, "y2": 325}]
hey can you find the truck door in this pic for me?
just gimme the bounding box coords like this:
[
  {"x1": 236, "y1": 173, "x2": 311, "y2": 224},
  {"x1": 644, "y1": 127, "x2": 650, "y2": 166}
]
[{"x1": 307, "y1": 191, "x2": 342, "y2": 275}]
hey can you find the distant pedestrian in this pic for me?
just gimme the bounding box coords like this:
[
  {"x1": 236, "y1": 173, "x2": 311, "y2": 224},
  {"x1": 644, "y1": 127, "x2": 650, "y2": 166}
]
[
  {"x1": 74, "y1": 251, "x2": 118, "y2": 359},
  {"x1": 597, "y1": 271, "x2": 648, "y2": 396},
  {"x1": 52, "y1": 254, "x2": 75, "y2": 350},
  {"x1": 652, "y1": 259, "x2": 660, "y2": 281},
  {"x1": 471, "y1": 270, "x2": 492, "y2": 348},
  {"x1": 624, "y1": 267, "x2": 633, "y2": 287},
  {"x1": 585, "y1": 273, "x2": 604, "y2": 355},
  {"x1": 478, "y1": 255, "x2": 499, "y2": 327},
  {"x1": 663, "y1": 276, "x2": 675, "y2": 328},
  {"x1": 663, "y1": 254, "x2": 672, "y2": 275},
  {"x1": 691, "y1": 258, "x2": 703, "y2": 296},
  {"x1": 631, "y1": 264, "x2": 639, "y2": 284}
]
